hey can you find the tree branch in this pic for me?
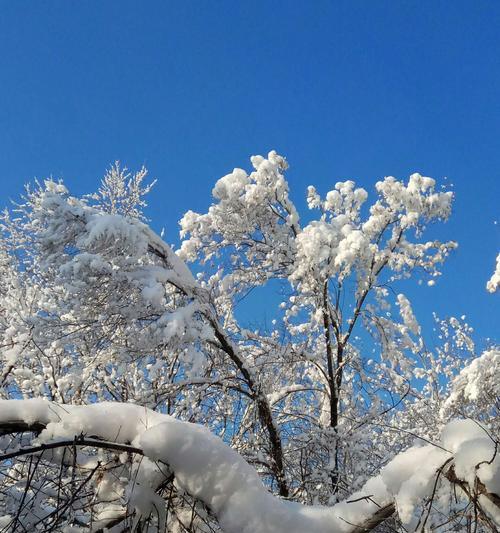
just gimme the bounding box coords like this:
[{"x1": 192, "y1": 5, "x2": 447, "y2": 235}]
[{"x1": 0, "y1": 434, "x2": 144, "y2": 462}]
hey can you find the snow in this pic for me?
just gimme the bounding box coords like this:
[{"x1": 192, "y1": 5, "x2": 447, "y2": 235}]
[
  {"x1": 444, "y1": 348, "x2": 500, "y2": 406},
  {"x1": 212, "y1": 168, "x2": 249, "y2": 201},
  {"x1": 442, "y1": 419, "x2": 500, "y2": 494},
  {"x1": 396, "y1": 293, "x2": 420, "y2": 335},
  {"x1": 487, "y1": 252, "x2": 500, "y2": 293},
  {"x1": 380, "y1": 445, "x2": 447, "y2": 524},
  {"x1": 82, "y1": 213, "x2": 146, "y2": 253},
  {"x1": 0, "y1": 399, "x2": 498, "y2": 532}
]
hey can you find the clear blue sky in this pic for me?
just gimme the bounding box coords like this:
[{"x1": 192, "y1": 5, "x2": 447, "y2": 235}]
[{"x1": 0, "y1": 1, "x2": 498, "y2": 343}]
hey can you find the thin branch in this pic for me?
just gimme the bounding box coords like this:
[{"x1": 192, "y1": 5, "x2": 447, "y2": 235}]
[{"x1": 0, "y1": 436, "x2": 144, "y2": 462}]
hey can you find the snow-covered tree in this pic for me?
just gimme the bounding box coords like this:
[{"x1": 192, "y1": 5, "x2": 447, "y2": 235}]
[{"x1": 0, "y1": 154, "x2": 498, "y2": 532}]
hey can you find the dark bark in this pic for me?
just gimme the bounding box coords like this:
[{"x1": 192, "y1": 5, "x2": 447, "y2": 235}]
[
  {"x1": 350, "y1": 503, "x2": 396, "y2": 532},
  {"x1": 210, "y1": 319, "x2": 289, "y2": 497}
]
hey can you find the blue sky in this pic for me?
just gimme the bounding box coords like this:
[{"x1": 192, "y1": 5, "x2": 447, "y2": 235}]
[{"x1": 0, "y1": 1, "x2": 498, "y2": 342}]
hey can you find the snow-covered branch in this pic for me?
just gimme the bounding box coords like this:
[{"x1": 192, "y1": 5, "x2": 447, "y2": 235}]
[
  {"x1": 487, "y1": 253, "x2": 500, "y2": 293},
  {"x1": 0, "y1": 400, "x2": 498, "y2": 532}
]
